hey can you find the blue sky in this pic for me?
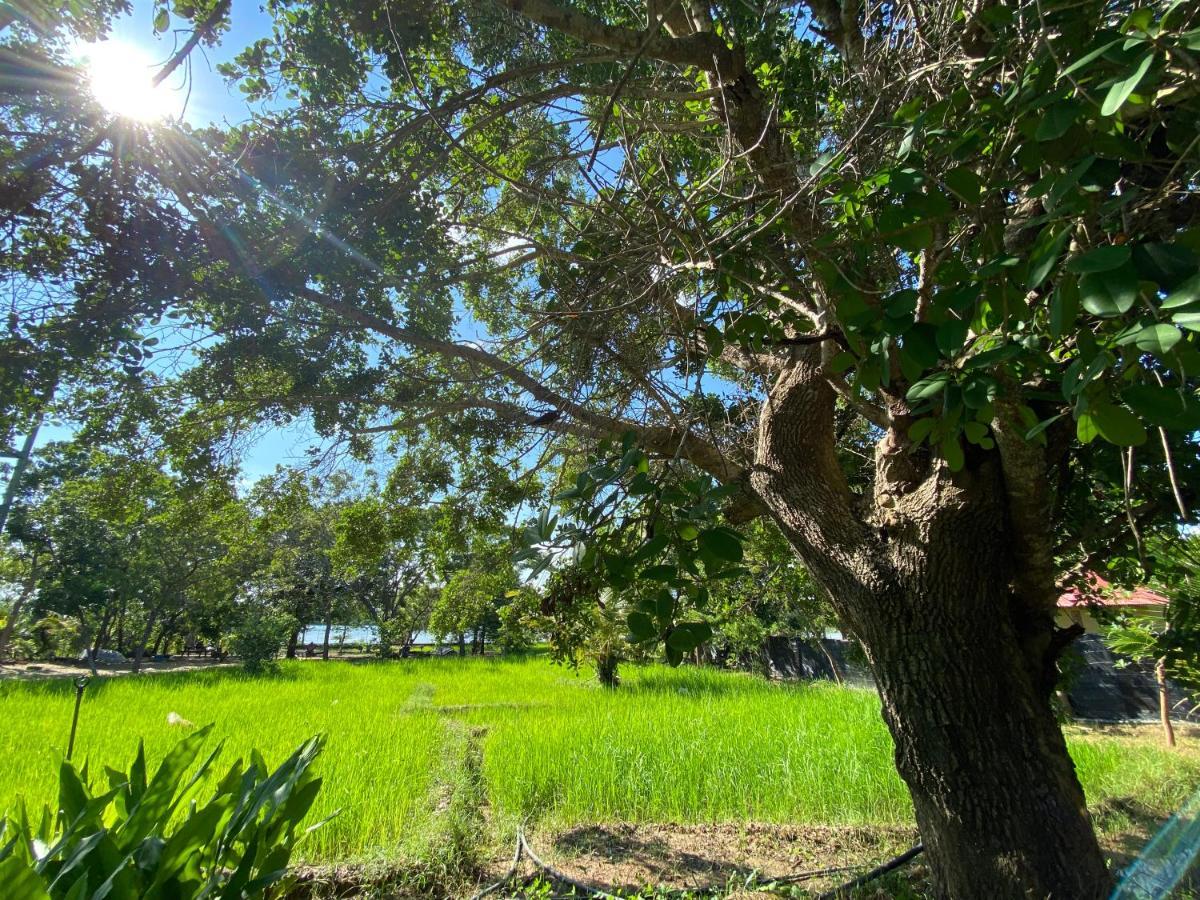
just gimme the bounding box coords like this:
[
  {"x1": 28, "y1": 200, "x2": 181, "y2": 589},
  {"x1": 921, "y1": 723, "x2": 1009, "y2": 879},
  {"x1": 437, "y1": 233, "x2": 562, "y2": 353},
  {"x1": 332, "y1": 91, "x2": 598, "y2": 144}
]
[
  {"x1": 19, "y1": 1, "x2": 323, "y2": 482},
  {"x1": 107, "y1": 0, "x2": 273, "y2": 127}
]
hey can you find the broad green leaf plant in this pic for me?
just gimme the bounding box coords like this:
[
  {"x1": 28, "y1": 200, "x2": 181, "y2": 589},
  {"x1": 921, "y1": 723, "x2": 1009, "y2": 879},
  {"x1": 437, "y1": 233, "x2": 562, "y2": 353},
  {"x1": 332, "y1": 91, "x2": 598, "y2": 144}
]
[{"x1": 0, "y1": 726, "x2": 331, "y2": 899}]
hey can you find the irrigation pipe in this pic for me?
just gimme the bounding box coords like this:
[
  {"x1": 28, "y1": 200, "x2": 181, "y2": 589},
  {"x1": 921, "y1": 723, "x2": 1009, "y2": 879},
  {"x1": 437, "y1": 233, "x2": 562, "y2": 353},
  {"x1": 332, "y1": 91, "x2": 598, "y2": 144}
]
[
  {"x1": 815, "y1": 843, "x2": 925, "y2": 899},
  {"x1": 518, "y1": 830, "x2": 623, "y2": 900},
  {"x1": 472, "y1": 829, "x2": 922, "y2": 900},
  {"x1": 469, "y1": 832, "x2": 526, "y2": 900}
]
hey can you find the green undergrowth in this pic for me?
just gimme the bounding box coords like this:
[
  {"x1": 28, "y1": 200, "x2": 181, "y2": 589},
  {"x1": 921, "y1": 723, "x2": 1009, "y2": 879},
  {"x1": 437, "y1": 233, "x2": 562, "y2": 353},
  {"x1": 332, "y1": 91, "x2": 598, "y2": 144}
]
[{"x1": 0, "y1": 657, "x2": 1196, "y2": 871}]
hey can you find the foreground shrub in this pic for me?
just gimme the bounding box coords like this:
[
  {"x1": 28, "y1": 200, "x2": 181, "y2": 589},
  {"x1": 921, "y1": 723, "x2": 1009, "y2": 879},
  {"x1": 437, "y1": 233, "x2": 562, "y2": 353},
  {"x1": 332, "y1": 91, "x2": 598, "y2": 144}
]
[{"x1": 0, "y1": 725, "x2": 329, "y2": 899}]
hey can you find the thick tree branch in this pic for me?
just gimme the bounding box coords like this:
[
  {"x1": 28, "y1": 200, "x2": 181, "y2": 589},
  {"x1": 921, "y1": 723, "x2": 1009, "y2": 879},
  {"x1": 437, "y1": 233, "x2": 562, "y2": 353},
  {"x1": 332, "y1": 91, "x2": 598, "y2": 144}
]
[{"x1": 496, "y1": 0, "x2": 740, "y2": 73}]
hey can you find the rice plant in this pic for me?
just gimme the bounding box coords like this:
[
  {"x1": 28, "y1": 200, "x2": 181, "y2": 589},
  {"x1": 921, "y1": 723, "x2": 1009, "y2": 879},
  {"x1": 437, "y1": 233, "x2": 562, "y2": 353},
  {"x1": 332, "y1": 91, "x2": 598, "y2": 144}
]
[{"x1": 0, "y1": 658, "x2": 1194, "y2": 866}]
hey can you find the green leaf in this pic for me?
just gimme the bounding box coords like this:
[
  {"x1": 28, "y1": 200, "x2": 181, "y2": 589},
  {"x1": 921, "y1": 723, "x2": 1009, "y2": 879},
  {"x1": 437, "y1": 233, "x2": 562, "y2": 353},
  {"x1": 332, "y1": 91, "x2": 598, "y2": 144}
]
[
  {"x1": 940, "y1": 435, "x2": 965, "y2": 472},
  {"x1": 1132, "y1": 243, "x2": 1197, "y2": 288},
  {"x1": 1122, "y1": 384, "x2": 1200, "y2": 430},
  {"x1": 1161, "y1": 273, "x2": 1200, "y2": 310},
  {"x1": 1174, "y1": 312, "x2": 1200, "y2": 332},
  {"x1": 1132, "y1": 324, "x2": 1182, "y2": 355},
  {"x1": 153, "y1": 7, "x2": 170, "y2": 33},
  {"x1": 666, "y1": 622, "x2": 713, "y2": 652},
  {"x1": 1027, "y1": 226, "x2": 1072, "y2": 290},
  {"x1": 943, "y1": 166, "x2": 981, "y2": 202},
  {"x1": 936, "y1": 318, "x2": 970, "y2": 355},
  {"x1": 626, "y1": 612, "x2": 656, "y2": 641},
  {"x1": 0, "y1": 853, "x2": 50, "y2": 900},
  {"x1": 704, "y1": 324, "x2": 724, "y2": 357},
  {"x1": 962, "y1": 374, "x2": 998, "y2": 409},
  {"x1": 900, "y1": 324, "x2": 939, "y2": 369},
  {"x1": 1091, "y1": 403, "x2": 1148, "y2": 446},
  {"x1": 1050, "y1": 280, "x2": 1080, "y2": 338},
  {"x1": 120, "y1": 725, "x2": 214, "y2": 846},
  {"x1": 654, "y1": 590, "x2": 675, "y2": 625},
  {"x1": 58, "y1": 762, "x2": 89, "y2": 825},
  {"x1": 893, "y1": 222, "x2": 933, "y2": 252},
  {"x1": 1079, "y1": 265, "x2": 1139, "y2": 316},
  {"x1": 1035, "y1": 101, "x2": 1080, "y2": 141},
  {"x1": 1101, "y1": 51, "x2": 1155, "y2": 116},
  {"x1": 1045, "y1": 155, "x2": 1096, "y2": 210},
  {"x1": 676, "y1": 523, "x2": 699, "y2": 541},
  {"x1": 1066, "y1": 245, "x2": 1131, "y2": 274},
  {"x1": 1076, "y1": 410, "x2": 1100, "y2": 443},
  {"x1": 963, "y1": 422, "x2": 989, "y2": 445},
  {"x1": 906, "y1": 371, "x2": 950, "y2": 401},
  {"x1": 1024, "y1": 412, "x2": 1066, "y2": 441},
  {"x1": 639, "y1": 564, "x2": 677, "y2": 582},
  {"x1": 1059, "y1": 38, "x2": 1122, "y2": 78},
  {"x1": 907, "y1": 418, "x2": 936, "y2": 443},
  {"x1": 697, "y1": 527, "x2": 743, "y2": 563}
]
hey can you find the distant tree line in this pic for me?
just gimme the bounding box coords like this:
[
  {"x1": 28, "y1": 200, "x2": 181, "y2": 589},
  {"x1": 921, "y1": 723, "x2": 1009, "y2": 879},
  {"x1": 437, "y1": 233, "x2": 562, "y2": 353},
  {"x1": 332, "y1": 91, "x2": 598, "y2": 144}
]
[{"x1": 1, "y1": 436, "x2": 833, "y2": 675}]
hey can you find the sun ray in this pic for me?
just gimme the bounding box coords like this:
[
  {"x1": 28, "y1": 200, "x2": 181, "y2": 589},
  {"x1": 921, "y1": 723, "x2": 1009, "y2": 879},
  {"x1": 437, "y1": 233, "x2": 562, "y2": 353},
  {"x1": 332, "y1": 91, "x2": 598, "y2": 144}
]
[{"x1": 78, "y1": 40, "x2": 178, "y2": 123}]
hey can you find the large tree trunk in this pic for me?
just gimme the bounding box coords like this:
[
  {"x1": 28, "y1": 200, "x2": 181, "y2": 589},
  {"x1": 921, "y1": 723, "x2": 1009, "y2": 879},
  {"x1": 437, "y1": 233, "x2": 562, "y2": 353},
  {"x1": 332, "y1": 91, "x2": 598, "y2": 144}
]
[
  {"x1": 858, "y1": 568, "x2": 1106, "y2": 897},
  {"x1": 131, "y1": 608, "x2": 159, "y2": 675},
  {"x1": 285, "y1": 627, "x2": 299, "y2": 659},
  {"x1": 750, "y1": 350, "x2": 1110, "y2": 899},
  {"x1": 322, "y1": 618, "x2": 332, "y2": 660},
  {"x1": 115, "y1": 597, "x2": 127, "y2": 655}
]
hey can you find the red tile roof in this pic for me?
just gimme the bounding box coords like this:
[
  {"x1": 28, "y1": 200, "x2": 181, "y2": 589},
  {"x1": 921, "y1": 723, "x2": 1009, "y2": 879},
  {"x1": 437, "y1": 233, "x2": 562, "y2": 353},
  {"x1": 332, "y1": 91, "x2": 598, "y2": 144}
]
[{"x1": 1057, "y1": 572, "x2": 1169, "y2": 609}]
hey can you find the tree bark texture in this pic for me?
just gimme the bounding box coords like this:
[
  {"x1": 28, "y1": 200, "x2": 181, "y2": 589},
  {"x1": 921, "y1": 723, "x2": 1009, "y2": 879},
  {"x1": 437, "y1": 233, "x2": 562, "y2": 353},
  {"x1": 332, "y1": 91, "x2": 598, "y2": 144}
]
[{"x1": 750, "y1": 349, "x2": 1110, "y2": 899}]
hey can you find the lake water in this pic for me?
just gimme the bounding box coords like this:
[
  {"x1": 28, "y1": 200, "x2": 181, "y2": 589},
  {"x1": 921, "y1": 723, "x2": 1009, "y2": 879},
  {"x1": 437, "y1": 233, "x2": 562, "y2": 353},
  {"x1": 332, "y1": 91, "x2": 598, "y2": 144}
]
[{"x1": 298, "y1": 625, "x2": 438, "y2": 646}]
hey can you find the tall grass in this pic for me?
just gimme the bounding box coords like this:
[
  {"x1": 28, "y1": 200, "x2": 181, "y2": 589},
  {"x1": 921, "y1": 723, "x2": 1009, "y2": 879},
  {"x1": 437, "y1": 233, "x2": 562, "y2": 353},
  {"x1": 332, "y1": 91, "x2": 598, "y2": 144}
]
[{"x1": 0, "y1": 657, "x2": 1195, "y2": 865}]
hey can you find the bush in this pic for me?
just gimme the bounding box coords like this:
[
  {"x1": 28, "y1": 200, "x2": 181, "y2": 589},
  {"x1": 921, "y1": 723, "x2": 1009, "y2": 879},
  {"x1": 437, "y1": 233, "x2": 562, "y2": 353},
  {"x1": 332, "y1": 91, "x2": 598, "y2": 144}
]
[
  {"x1": 28, "y1": 614, "x2": 81, "y2": 660},
  {"x1": 0, "y1": 725, "x2": 330, "y2": 899},
  {"x1": 230, "y1": 607, "x2": 296, "y2": 674}
]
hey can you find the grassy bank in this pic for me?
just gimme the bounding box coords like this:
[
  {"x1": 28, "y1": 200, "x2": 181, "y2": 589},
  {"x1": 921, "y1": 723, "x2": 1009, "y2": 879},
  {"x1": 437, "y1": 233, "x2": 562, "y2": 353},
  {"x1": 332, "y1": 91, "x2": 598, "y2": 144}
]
[{"x1": 0, "y1": 657, "x2": 1195, "y2": 867}]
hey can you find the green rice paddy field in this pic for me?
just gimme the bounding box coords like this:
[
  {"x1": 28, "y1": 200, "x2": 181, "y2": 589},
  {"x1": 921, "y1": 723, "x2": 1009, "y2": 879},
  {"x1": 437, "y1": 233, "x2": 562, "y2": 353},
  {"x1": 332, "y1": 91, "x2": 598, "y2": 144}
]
[{"x1": 0, "y1": 657, "x2": 1196, "y2": 866}]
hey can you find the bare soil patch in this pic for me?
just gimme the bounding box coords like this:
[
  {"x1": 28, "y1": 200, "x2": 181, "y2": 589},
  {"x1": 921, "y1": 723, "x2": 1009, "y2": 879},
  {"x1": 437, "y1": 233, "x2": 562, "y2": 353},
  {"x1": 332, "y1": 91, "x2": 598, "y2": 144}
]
[{"x1": 524, "y1": 822, "x2": 922, "y2": 895}]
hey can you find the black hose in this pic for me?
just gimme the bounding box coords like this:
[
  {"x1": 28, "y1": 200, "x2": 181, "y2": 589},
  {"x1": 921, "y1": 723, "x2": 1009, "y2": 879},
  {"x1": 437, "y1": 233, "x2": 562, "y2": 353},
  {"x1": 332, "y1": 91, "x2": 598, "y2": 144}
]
[
  {"x1": 473, "y1": 830, "x2": 922, "y2": 900},
  {"x1": 815, "y1": 843, "x2": 925, "y2": 899}
]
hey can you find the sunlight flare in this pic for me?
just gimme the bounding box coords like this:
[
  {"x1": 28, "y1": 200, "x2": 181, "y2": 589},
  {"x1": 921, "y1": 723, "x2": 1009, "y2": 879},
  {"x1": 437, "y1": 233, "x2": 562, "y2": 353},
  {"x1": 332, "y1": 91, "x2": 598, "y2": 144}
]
[{"x1": 78, "y1": 40, "x2": 177, "y2": 123}]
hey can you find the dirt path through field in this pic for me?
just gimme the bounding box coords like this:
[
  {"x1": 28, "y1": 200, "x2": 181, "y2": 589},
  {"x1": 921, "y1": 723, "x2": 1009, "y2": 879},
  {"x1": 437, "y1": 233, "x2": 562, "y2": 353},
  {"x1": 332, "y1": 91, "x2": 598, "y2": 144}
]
[{"x1": 0, "y1": 659, "x2": 235, "y2": 681}]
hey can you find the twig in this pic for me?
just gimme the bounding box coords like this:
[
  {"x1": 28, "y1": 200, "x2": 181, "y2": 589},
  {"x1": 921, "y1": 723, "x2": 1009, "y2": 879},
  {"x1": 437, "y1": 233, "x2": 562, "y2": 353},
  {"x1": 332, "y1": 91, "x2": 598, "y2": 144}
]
[{"x1": 1152, "y1": 372, "x2": 1189, "y2": 521}]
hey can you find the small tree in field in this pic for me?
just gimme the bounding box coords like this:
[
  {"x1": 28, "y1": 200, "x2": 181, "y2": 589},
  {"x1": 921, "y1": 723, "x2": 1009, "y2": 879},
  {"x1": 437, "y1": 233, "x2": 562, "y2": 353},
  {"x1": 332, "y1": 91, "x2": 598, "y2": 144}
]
[
  {"x1": 495, "y1": 586, "x2": 541, "y2": 654},
  {"x1": 229, "y1": 603, "x2": 296, "y2": 674}
]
